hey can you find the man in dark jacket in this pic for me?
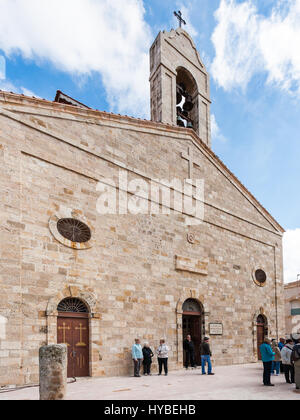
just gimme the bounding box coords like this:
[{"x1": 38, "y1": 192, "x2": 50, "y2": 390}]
[
  {"x1": 142, "y1": 343, "x2": 154, "y2": 376},
  {"x1": 292, "y1": 340, "x2": 300, "y2": 390},
  {"x1": 201, "y1": 337, "x2": 214, "y2": 375},
  {"x1": 183, "y1": 335, "x2": 196, "y2": 369}
]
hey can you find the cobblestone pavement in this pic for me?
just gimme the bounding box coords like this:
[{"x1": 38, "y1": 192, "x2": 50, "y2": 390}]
[{"x1": 1, "y1": 363, "x2": 300, "y2": 400}]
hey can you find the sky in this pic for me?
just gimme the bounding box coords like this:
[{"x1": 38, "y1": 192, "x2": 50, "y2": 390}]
[{"x1": 0, "y1": 0, "x2": 299, "y2": 283}]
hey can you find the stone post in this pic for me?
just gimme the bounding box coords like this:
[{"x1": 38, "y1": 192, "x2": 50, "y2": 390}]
[{"x1": 39, "y1": 344, "x2": 67, "y2": 400}]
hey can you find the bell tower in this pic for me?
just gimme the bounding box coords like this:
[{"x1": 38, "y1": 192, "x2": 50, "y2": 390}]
[{"x1": 150, "y1": 26, "x2": 211, "y2": 148}]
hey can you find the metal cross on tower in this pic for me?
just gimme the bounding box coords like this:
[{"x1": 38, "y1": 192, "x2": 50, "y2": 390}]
[{"x1": 174, "y1": 10, "x2": 186, "y2": 28}]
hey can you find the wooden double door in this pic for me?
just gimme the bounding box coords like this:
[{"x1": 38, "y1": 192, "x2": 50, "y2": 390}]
[
  {"x1": 257, "y1": 315, "x2": 268, "y2": 361},
  {"x1": 57, "y1": 313, "x2": 89, "y2": 378},
  {"x1": 183, "y1": 314, "x2": 202, "y2": 366}
]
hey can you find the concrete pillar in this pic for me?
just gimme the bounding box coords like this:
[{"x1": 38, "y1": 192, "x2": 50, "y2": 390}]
[{"x1": 39, "y1": 344, "x2": 67, "y2": 400}]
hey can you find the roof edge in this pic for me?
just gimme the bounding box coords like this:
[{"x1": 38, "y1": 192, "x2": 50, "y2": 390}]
[{"x1": 0, "y1": 90, "x2": 285, "y2": 234}]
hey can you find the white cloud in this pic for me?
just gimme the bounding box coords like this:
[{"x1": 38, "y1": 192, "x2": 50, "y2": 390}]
[
  {"x1": 0, "y1": 78, "x2": 40, "y2": 98},
  {"x1": 0, "y1": 0, "x2": 152, "y2": 117},
  {"x1": 211, "y1": 0, "x2": 300, "y2": 96},
  {"x1": 211, "y1": 114, "x2": 227, "y2": 143},
  {"x1": 283, "y1": 229, "x2": 300, "y2": 284},
  {"x1": 0, "y1": 55, "x2": 5, "y2": 80}
]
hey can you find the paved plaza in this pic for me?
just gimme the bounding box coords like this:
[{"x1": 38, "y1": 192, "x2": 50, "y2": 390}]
[{"x1": 0, "y1": 363, "x2": 299, "y2": 400}]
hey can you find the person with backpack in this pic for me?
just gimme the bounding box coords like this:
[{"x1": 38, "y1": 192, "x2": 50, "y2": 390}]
[
  {"x1": 292, "y1": 339, "x2": 300, "y2": 390},
  {"x1": 281, "y1": 339, "x2": 295, "y2": 384}
]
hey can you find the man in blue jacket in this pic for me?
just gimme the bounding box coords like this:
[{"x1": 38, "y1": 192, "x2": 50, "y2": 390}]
[
  {"x1": 260, "y1": 338, "x2": 275, "y2": 386},
  {"x1": 132, "y1": 338, "x2": 143, "y2": 377}
]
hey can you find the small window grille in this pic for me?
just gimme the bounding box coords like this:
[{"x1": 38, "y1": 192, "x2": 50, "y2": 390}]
[
  {"x1": 57, "y1": 218, "x2": 91, "y2": 243},
  {"x1": 57, "y1": 298, "x2": 88, "y2": 313},
  {"x1": 255, "y1": 270, "x2": 267, "y2": 285}
]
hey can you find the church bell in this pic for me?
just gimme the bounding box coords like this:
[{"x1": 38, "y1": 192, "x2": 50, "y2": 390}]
[
  {"x1": 176, "y1": 86, "x2": 183, "y2": 106},
  {"x1": 176, "y1": 84, "x2": 194, "y2": 129},
  {"x1": 177, "y1": 115, "x2": 186, "y2": 127},
  {"x1": 183, "y1": 94, "x2": 194, "y2": 112}
]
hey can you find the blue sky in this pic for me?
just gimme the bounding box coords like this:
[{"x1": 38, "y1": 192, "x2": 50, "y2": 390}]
[{"x1": 0, "y1": 0, "x2": 299, "y2": 282}]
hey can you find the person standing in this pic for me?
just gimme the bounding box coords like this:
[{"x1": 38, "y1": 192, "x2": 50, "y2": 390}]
[
  {"x1": 132, "y1": 338, "x2": 143, "y2": 378},
  {"x1": 142, "y1": 342, "x2": 154, "y2": 376},
  {"x1": 281, "y1": 339, "x2": 295, "y2": 384},
  {"x1": 278, "y1": 338, "x2": 286, "y2": 373},
  {"x1": 278, "y1": 338, "x2": 286, "y2": 351},
  {"x1": 183, "y1": 335, "x2": 196, "y2": 370},
  {"x1": 271, "y1": 340, "x2": 282, "y2": 376},
  {"x1": 200, "y1": 337, "x2": 214, "y2": 375},
  {"x1": 157, "y1": 339, "x2": 169, "y2": 376},
  {"x1": 292, "y1": 340, "x2": 300, "y2": 391},
  {"x1": 260, "y1": 338, "x2": 275, "y2": 386}
]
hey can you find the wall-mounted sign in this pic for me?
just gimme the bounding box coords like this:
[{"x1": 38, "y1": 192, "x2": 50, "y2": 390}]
[{"x1": 209, "y1": 323, "x2": 223, "y2": 336}]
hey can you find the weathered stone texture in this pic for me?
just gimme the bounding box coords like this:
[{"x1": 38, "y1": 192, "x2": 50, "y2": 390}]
[
  {"x1": 284, "y1": 281, "x2": 300, "y2": 336},
  {"x1": 39, "y1": 344, "x2": 67, "y2": 400},
  {"x1": 150, "y1": 29, "x2": 211, "y2": 146},
  {"x1": 0, "y1": 96, "x2": 285, "y2": 385},
  {"x1": 0, "y1": 27, "x2": 285, "y2": 386}
]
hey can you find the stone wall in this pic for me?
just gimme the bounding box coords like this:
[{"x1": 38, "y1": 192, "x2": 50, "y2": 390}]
[
  {"x1": 284, "y1": 281, "x2": 300, "y2": 336},
  {"x1": 150, "y1": 28, "x2": 211, "y2": 147},
  {"x1": 0, "y1": 94, "x2": 285, "y2": 386}
]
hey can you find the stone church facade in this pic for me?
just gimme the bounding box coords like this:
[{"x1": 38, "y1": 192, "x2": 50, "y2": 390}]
[{"x1": 0, "y1": 28, "x2": 285, "y2": 386}]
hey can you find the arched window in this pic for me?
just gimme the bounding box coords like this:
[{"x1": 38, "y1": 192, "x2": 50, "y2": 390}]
[
  {"x1": 57, "y1": 298, "x2": 88, "y2": 313},
  {"x1": 182, "y1": 298, "x2": 203, "y2": 314}
]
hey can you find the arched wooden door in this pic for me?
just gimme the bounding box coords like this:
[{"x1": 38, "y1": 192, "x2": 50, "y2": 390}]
[
  {"x1": 57, "y1": 298, "x2": 90, "y2": 378},
  {"x1": 182, "y1": 299, "x2": 204, "y2": 366},
  {"x1": 257, "y1": 315, "x2": 268, "y2": 360}
]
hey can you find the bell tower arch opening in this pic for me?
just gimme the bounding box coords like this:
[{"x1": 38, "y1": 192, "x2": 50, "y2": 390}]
[
  {"x1": 149, "y1": 27, "x2": 211, "y2": 147},
  {"x1": 176, "y1": 67, "x2": 198, "y2": 130}
]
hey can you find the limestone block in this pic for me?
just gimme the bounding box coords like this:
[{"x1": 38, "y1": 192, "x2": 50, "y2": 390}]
[
  {"x1": 175, "y1": 255, "x2": 209, "y2": 275},
  {"x1": 39, "y1": 344, "x2": 67, "y2": 401}
]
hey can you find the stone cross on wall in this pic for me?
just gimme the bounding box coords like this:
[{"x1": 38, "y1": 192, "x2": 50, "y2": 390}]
[{"x1": 181, "y1": 147, "x2": 201, "y2": 179}]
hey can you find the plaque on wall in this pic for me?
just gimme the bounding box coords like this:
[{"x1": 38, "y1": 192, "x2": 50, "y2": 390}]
[{"x1": 209, "y1": 323, "x2": 223, "y2": 336}]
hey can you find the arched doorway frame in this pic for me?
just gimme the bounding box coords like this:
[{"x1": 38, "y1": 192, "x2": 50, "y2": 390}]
[
  {"x1": 252, "y1": 309, "x2": 269, "y2": 361},
  {"x1": 46, "y1": 286, "x2": 101, "y2": 376},
  {"x1": 176, "y1": 292, "x2": 209, "y2": 366}
]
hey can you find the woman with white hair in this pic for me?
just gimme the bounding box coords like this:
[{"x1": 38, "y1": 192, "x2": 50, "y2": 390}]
[
  {"x1": 156, "y1": 339, "x2": 169, "y2": 376},
  {"x1": 142, "y1": 342, "x2": 154, "y2": 376}
]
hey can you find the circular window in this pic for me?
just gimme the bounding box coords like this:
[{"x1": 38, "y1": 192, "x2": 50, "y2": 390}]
[
  {"x1": 253, "y1": 269, "x2": 267, "y2": 287},
  {"x1": 57, "y1": 218, "x2": 91, "y2": 243},
  {"x1": 49, "y1": 212, "x2": 93, "y2": 250}
]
